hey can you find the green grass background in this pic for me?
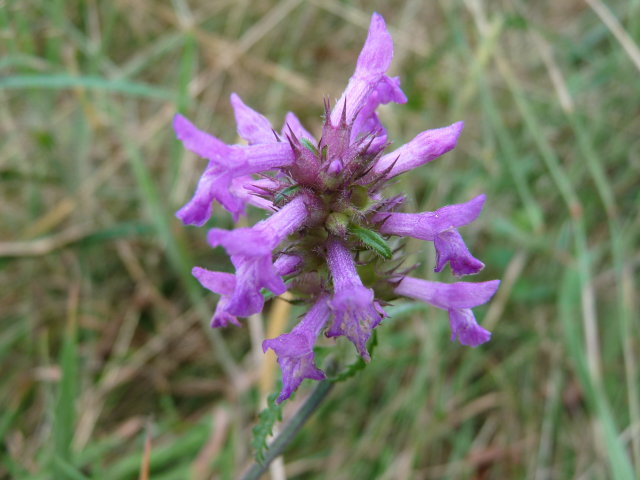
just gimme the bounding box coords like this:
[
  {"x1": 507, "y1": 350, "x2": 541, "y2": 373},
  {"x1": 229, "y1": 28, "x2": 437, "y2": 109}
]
[{"x1": 1, "y1": 0, "x2": 639, "y2": 478}]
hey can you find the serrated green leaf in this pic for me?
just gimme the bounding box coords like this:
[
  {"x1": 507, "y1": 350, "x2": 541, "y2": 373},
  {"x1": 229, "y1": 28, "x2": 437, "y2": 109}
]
[
  {"x1": 349, "y1": 225, "x2": 392, "y2": 259},
  {"x1": 300, "y1": 137, "x2": 318, "y2": 154},
  {"x1": 251, "y1": 392, "x2": 283, "y2": 464}
]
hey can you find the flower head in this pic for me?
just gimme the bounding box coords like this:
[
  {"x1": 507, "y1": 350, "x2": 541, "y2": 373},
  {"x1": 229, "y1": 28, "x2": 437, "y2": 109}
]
[{"x1": 174, "y1": 13, "x2": 500, "y2": 402}]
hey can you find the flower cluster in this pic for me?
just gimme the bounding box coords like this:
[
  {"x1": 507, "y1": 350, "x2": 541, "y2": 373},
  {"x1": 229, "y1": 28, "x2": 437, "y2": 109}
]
[{"x1": 174, "y1": 13, "x2": 499, "y2": 403}]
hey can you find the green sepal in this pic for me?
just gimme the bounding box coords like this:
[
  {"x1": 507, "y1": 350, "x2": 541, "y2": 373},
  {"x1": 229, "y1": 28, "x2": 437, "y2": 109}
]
[
  {"x1": 274, "y1": 184, "x2": 301, "y2": 205},
  {"x1": 349, "y1": 225, "x2": 392, "y2": 259},
  {"x1": 320, "y1": 145, "x2": 328, "y2": 162},
  {"x1": 300, "y1": 137, "x2": 318, "y2": 155}
]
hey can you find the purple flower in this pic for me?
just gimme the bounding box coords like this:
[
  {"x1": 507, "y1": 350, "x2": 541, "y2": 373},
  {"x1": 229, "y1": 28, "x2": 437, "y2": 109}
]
[
  {"x1": 174, "y1": 12, "x2": 500, "y2": 402},
  {"x1": 193, "y1": 254, "x2": 302, "y2": 327},
  {"x1": 263, "y1": 295, "x2": 331, "y2": 403},
  {"x1": 173, "y1": 114, "x2": 294, "y2": 224},
  {"x1": 207, "y1": 194, "x2": 317, "y2": 316},
  {"x1": 393, "y1": 277, "x2": 500, "y2": 346},
  {"x1": 376, "y1": 195, "x2": 486, "y2": 276}
]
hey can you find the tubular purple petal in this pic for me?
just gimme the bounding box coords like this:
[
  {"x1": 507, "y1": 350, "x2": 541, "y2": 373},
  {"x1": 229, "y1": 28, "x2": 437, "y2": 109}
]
[
  {"x1": 367, "y1": 121, "x2": 464, "y2": 181},
  {"x1": 326, "y1": 236, "x2": 384, "y2": 360},
  {"x1": 377, "y1": 195, "x2": 485, "y2": 239},
  {"x1": 193, "y1": 255, "x2": 302, "y2": 326},
  {"x1": 351, "y1": 76, "x2": 407, "y2": 149},
  {"x1": 207, "y1": 193, "x2": 315, "y2": 255},
  {"x1": 394, "y1": 277, "x2": 500, "y2": 310},
  {"x1": 175, "y1": 136, "x2": 295, "y2": 223},
  {"x1": 273, "y1": 253, "x2": 303, "y2": 277},
  {"x1": 176, "y1": 165, "x2": 244, "y2": 225}
]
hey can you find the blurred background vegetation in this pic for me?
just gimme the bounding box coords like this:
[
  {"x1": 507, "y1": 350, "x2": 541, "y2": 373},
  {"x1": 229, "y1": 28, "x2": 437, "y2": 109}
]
[{"x1": 1, "y1": 0, "x2": 639, "y2": 478}]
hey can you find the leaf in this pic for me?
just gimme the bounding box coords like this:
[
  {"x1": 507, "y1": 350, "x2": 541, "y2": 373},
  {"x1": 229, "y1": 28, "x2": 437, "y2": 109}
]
[
  {"x1": 251, "y1": 392, "x2": 284, "y2": 464},
  {"x1": 349, "y1": 225, "x2": 392, "y2": 259},
  {"x1": 0, "y1": 74, "x2": 175, "y2": 100}
]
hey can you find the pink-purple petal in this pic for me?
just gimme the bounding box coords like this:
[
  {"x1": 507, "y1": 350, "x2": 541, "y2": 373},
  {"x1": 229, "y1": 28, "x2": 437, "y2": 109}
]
[
  {"x1": 206, "y1": 195, "x2": 314, "y2": 316},
  {"x1": 394, "y1": 276, "x2": 498, "y2": 346},
  {"x1": 378, "y1": 195, "x2": 486, "y2": 239},
  {"x1": 283, "y1": 112, "x2": 316, "y2": 143},
  {"x1": 369, "y1": 121, "x2": 464, "y2": 181},
  {"x1": 173, "y1": 114, "x2": 232, "y2": 160},
  {"x1": 325, "y1": 236, "x2": 384, "y2": 360},
  {"x1": 327, "y1": 285, "x2": 381, "y2": 361},
  {"x1": 191, "y1": 267, "x2": 240, "y2": 327},
  {"x1": 394, "y1": 277, "x2": 500, "y2": 310},
  {"x1": 176, "y1": 165, "x2": 246, "y2": 225},
  {"x1": 330, "y1": 12, "x2": 395, "y2": 126},
  {"x1": 434, "y1": 229, "x2": 485, "y2": 276},
  {"x1": 230, "y1": 93, "x2": 276, "y2": 145},
  {"x1": 377, "y1": 195, "x2": 486, "y2": 276},
  {"x1": 175, "y1": 136, "x2": 295, "y2": 223},
  {"x1": 351, "y1": 76, "x2": 407, "y2": 145},
  {"x1": 448, "y1": 308, "x2": 492, "y2": 347},
  {"x1": 262, "y1": 295, "x2": 331, "y2": 403}
]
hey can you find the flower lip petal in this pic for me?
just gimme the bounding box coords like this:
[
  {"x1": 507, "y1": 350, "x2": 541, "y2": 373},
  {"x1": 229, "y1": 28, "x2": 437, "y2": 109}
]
[
  {"x1": 176, "y1": 166, "x2": 248, "y2": 226},
  {"x1": 192, "y1": 267, "x2": 235, "y2": 295},
  {"x1": 173, "y1": 114, "x2": 232, "y2": 160},
  {"x1": 434, "y1": 230, "x2": 485, "y2": 276},
  {"x1": 327, "y1": 285, "x2": 382, "y2": 361},
  {"x1": 230, "y1": 93, "x2": 276, "y2": 145},
  {"x1": 448, "y1": 308, "x2": 492, "y2": 347},
  {"x1": 355, "y1": 12, "x2": 393, "y2": 77},
  {"x1": 330, "y1": 13, "x2": 396, "y2": 126}
]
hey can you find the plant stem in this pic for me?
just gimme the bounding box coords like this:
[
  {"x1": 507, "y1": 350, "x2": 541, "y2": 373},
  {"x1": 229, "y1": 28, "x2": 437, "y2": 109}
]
[{"x1": 240, "y1": 380, "x2": 334, "y2": 480}]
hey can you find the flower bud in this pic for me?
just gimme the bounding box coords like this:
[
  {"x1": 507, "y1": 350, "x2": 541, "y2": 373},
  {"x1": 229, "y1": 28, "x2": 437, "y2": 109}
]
[{"x1": 325, "y1": 212, "x2": 349, "y2": 237}]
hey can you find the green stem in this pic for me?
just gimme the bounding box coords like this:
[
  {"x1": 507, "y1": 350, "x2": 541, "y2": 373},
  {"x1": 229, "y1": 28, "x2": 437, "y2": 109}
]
[{"x1": 240, "y1": 380, "x2": 334, "y2": 480}]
